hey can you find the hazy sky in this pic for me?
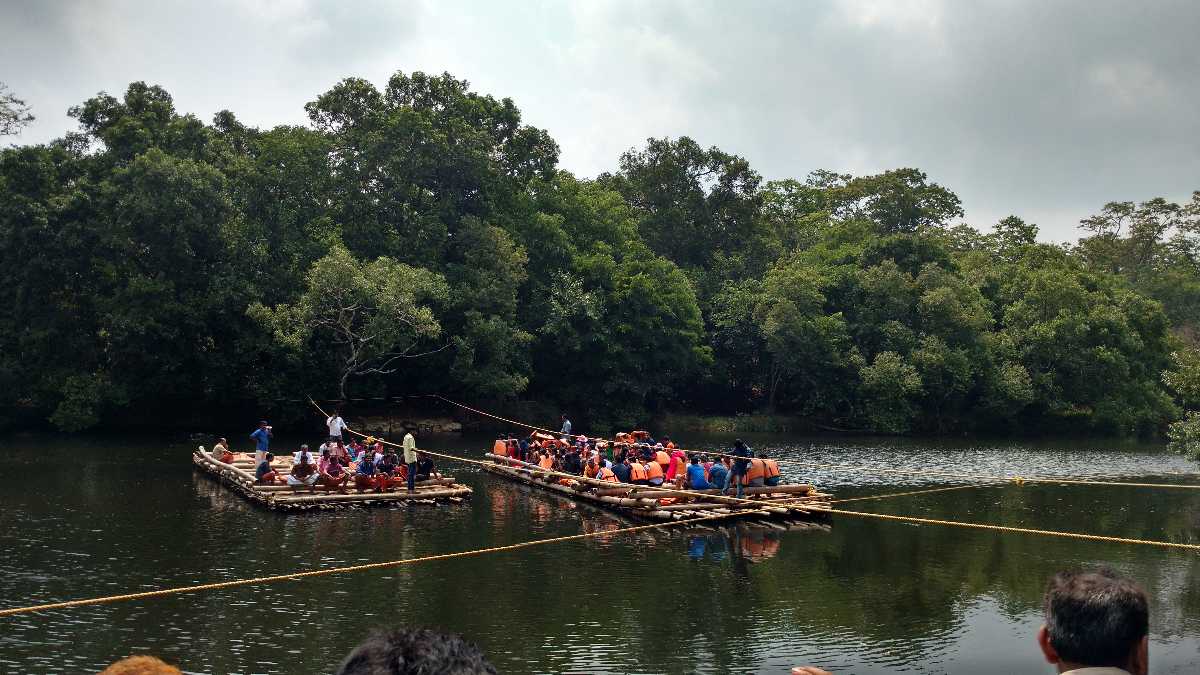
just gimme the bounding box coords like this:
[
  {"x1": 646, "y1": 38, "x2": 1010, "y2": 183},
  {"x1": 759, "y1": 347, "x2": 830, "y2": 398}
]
[{"x1": 4, "y1": 0, "x2": 1198, "y2": 241}]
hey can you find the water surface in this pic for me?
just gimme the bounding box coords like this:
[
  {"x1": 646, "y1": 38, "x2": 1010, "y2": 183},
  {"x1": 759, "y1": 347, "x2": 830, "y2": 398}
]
[{"x1": 1, "y1": 431, "x2": 1198, "y2": 674}]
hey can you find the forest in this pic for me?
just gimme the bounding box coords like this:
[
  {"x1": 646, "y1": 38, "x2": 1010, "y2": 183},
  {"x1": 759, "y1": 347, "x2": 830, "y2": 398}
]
[{"x1": 1, "y1": 73, "x2": 1198, "y2": 446}]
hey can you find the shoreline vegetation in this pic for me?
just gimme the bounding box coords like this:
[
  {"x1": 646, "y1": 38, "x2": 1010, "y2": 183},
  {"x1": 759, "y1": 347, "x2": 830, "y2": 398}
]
[{"x1": 0, "y1": 73, "x2": 1198, "y2": 454}]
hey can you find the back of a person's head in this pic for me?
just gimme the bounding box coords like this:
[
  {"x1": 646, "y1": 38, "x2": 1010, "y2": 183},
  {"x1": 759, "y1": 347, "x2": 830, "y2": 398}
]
[
  {"x1": 1043, "y1": 567, "x2": 1149, "y2": 669},
  {"x1": 99, "y1": 655, "x2": 182, "y2": 675},
  {"x1": 335, "y1": 628, "x2": 496, "y2": 675}
]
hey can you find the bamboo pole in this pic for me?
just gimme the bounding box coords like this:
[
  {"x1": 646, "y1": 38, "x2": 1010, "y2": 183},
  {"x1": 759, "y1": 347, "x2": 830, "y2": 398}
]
[
  {"x1": 197, "y1": 449, "x2": 258, "y2": 484},
  {"x1": 250, "y1": 478, "x2": 457, "y2": 492},
  {"x1": 270, "y1": 487, "x2": 471, "y2": 505}
]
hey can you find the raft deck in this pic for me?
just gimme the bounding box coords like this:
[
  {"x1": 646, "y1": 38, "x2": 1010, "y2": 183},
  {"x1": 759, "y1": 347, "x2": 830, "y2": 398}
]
[
  {"x1": 482, "y1": 454, "x2": 832, "y2": 525},
  {"x1": 193, "y1": 448, "x2": 472, "y2": 512}
]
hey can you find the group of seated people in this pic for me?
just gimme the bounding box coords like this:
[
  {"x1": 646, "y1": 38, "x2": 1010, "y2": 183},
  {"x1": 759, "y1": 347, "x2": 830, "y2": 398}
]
[
  {"x1": 253, "y1": 437, "x2": 439, "y2": 493},
  {"x1": 491, "y1": 431, "x2": 781, "y2": 495}
]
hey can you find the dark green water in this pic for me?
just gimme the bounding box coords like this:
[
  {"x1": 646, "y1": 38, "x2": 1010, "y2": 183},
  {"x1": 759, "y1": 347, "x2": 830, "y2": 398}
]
[{"x1": 2, "y1": 431, "x2": 1200, "y2": 674}]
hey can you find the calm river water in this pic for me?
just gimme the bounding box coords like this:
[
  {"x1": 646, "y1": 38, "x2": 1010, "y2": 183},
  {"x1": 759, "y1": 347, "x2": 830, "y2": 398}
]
[{"x1": 2, "y1": 431, "x2": 1199, "y2": 674}]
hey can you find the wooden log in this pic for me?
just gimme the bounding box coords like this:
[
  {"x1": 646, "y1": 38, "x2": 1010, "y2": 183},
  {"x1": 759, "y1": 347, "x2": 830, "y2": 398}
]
[
  {"x1": 197, "y1": 449, "x2": 258, "y2": 484},
  {"x1": 270, "y1": 487, "x2": 471, "y2": 505},
  {"x1": 656, "y1": 502, "x2": 734, "y2": 511},
  {"x1": 250, "y1": 478, "x2": 457, "y2": 492},
  {"x1": 593, "y1": 494, "x2": 658, "y2": 509}
]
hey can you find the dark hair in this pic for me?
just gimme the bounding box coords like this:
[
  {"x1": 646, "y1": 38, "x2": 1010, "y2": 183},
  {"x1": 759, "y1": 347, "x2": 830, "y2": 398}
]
[
  {"x1": 1044, "y1": 568, "x2": 1148, "y2": 668},
  {"x1": 335, "y1": 628, "x2": 496, "y2": 675}
]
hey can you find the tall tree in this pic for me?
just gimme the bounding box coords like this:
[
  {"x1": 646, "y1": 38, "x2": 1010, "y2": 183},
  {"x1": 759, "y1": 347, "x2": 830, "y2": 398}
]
[
  {"x1": 250, "y1": 243, "x2": 449, "y2": 400},
  {"x1": 0, "y1": 82, "x2": 34, "y2": 136}
]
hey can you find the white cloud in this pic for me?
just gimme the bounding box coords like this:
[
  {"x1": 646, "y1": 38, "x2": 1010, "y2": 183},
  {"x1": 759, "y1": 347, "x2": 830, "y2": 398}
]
[{"x1": 3, "y1": 0, "x2": 1198, "y2": 241}]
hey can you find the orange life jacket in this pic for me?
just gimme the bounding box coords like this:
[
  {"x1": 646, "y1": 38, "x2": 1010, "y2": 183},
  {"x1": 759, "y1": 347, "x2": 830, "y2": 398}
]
[
  {"x1": 629, "y1": 463, "x2": 648, "y2": 481},
  {"x1": 645, "y1": 461, "x2": 664, "y2": 481},
  {"x1": 597, "y1": 467, "x2": 618, "y2": 482},
  {"x1": 763, "y1": 459, "x2": 780, "y2": 479},
  {"x1": 538, "y1": 455, "x2": 554, "y2": 470},
  {"x1": 655, "y1": 450, "x2": 670, "y2": 467},
  {"x1": 745, "y1": 458, "x2": 766, "y2": 482},
  {"x1": 492, "y1": 440, "x2": 508, "y2": 456}
]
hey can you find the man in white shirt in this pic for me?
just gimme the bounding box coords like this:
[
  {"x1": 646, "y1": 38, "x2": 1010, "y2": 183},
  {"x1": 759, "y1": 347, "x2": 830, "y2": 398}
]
[
  {"x1": 326, "y1": 410, "x2": 347, "y2": 443},
  {"x1": 402, "y1": 429, "x2": 418, "y2": 492},
  {"x1": 1037, "y1": 568, "x2": 1149, "y2": 675}
]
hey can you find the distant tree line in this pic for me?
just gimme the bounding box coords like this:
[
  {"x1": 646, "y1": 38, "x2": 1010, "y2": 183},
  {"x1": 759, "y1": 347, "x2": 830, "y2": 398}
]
[{"x1": 1, "y1": 73, "x2": 1198, "y2": 442}]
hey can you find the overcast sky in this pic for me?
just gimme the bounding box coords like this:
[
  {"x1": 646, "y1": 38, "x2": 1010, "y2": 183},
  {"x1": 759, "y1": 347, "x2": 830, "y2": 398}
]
[{"x1": 4, "y1": 0, "x2": 1198, "y2": 241}]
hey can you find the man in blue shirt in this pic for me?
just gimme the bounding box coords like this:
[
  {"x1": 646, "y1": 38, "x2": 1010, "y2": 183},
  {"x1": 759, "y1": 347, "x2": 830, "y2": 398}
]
[
  {"x1": 355, "y1": 452, "x2": 378, "y2": 492},
  {"x1": 685, "y1": 456, "x2": 713, "y2": 489},
  {"x1": 708, "y1": 459, "x2": 729, "y2": 494},
  {"x1": 250, "y1": 420, "x2": 272, "y2": 463},
  {"x1": 612, "y1": 456, "x2": 633, "y2": 483},
  {"x1": 560, "y1": 414, "x2": 572, "y2": 438}
]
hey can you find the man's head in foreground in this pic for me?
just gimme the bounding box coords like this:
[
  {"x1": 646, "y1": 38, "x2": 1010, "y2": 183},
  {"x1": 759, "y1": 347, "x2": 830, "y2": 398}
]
[
  {"x1": 336, "y1": 627, "x2": 496, "y2": 675},
  {"x1": 1038, "y1": 567, "x2": 1149, "y2": 675}
]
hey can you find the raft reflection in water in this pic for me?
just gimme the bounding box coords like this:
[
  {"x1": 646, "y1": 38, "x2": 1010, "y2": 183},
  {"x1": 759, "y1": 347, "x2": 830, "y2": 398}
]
[{"x1": 687, "y1": 520, "x2": 830, "y2": 564}]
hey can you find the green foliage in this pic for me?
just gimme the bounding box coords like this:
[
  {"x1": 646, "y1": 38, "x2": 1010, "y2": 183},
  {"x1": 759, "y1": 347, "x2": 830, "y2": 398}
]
[
  {"x1": 858, "y1": 351, "x2": 924, "y2": 433},
  {"x1": 1163, "y1": 348, "x2": 1200, "y2": 407},
  {"x1": 250, "y1": 243, "x2": 449, "y2": 399},
  {"x1": 0, "y1": 81, "x2": 34, "y2": 136},
  {"x1": 0, "y1": 73, "x2": 1196, "y2": 438},
  {"x1": 1168, "y1": 412, "x2": 1200, "y2": 459}
]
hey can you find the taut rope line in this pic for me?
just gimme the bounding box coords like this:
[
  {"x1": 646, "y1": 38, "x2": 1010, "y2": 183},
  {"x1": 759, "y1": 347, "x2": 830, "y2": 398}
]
[
  {"x1": 316, "y1": 398, "x2": 1200, "y2": 552},
  {"x1": 0, "y1": 511, "x2": 744, "y2": 619},
  {"x1": 430, "y1": 396, "x2": 1200, "y2": 492}
]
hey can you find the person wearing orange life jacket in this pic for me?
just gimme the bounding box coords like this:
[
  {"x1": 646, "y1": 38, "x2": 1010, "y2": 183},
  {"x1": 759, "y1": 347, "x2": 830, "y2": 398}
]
[
  {"x1": 628, "y1": 458, "x2": 649, "y2": 485},
  {"x1": 761, "y1": 452, "x2": 782, "y2": 486},
  {"x1": 596, "y1": 464, "x2": 619, "y2": 482},
  {"x1": 537, "y1": 451, "x2": 554, "y2": 472},
  {"x1": 492, "y1": 438, "x2": 509, "y2": 459},
  {"x1": 644, "y1": 458, "x2": 665, "y2": 486},
  {"x1": 744, "y1": 457, "x2": 767, "y2": 489},
  {"x1": 583, "y1": 454, "x2": 600, "y2": 479},
  {"x1": 654, "y1": 445, "x2": 671, "y2": 475},
  {"x1": 662, "y1": 436, "x2": 676, "y2": 450}
]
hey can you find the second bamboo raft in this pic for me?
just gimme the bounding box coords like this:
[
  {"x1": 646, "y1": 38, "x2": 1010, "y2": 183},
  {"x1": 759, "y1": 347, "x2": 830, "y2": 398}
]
[{"x1": 482, "y1": 453, "x2": 832, "y2": 524}]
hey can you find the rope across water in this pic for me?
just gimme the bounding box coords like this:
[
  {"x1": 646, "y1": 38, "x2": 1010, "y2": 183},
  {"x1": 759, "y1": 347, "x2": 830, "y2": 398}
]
[
  {"x1": 5, "y1": 400, "x2": 1195, "y2": 620},
  {"x1": 432, "y1": 395, "x2": 1200, "y2": 491}
]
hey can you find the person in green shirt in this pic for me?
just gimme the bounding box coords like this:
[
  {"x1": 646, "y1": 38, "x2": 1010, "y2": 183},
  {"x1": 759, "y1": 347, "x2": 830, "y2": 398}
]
[{"x1": 402, "y1": 429, "x2": 418, "y2": 492}]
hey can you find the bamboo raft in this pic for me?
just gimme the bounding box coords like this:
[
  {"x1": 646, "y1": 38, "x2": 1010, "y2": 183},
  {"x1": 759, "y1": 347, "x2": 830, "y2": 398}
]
[
  {"x1": 193, "y1": 447, "x2": 472, "y2": 512},
  {"x1": 482, "y1": 453, "x2": 833, "y2": 525}
]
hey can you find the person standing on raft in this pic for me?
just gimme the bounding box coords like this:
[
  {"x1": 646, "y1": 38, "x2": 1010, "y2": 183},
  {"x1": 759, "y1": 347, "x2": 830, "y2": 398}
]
[
  {"x1": 250, "y1": 420, "x2": 272, "y2": 464},
  {"x1": 326, "y1": 408, "x2": 347, "y2": 444},
  {"x1": 726, "y1": 439, "x2": 752, "y2": 498},
  {"x1": 402, "y1": 427, "x2": 418, "y2": 493}
]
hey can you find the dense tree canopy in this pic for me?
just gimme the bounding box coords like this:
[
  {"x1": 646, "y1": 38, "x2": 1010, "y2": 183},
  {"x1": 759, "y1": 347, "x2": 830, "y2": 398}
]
[{"x1": 1, "y1": 73, "x2": 1197, "y2": 437}]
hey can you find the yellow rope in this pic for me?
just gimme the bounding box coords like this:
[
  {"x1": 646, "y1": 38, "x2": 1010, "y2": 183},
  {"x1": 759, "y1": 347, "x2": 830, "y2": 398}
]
[
  {"x1": 830, "y1": 482, "x2": 1005, "y2": 504},
  {"x1": 0, "y1": 511, "x2": 742, "y2": 619},
  {"x1": 827, "y1": 508, "x2": 1200, "y2": 552},
  {"x1": 320, "y1": 398, "x2": 1200, "y2": 552},
  {"x1": 431, "y1": 396, "x2": 1199, "y2": 492}
]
